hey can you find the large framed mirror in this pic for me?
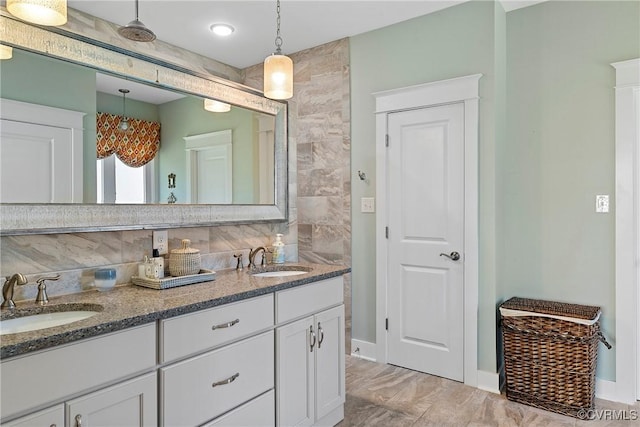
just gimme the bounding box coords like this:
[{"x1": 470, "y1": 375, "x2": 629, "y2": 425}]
[{"x1": 0, "y1": 12, "x2": 288, "y2": 235}]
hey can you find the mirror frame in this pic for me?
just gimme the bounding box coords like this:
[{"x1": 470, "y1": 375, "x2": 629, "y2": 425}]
[{"x1": 0, "y1": 13, "x2": 288, "y2": 235}]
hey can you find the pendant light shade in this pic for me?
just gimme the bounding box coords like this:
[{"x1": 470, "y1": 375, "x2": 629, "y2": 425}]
[
  {"x1": 6, "y1": 0, "x2": 67, "y2": 26},
  {"x1": 0, "y1": 45, "x2": 13, "y2": 60},
  {"x1": 118, "y1": 0, "x2": 156, "y2": 42},
  {"x1": 264, "y1": 54, "x2": 293, "y2": 100},
  {"x1": 118, "y1": 89, "x2": 133, "y2": 133},
  {"x1": 264, "y1": 0, "x2": 293, "y2": 100},
  {"x1": 204, "y1": 99, "x2": 231, "y2": 113}
]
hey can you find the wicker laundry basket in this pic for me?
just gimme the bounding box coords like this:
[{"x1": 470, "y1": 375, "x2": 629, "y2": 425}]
[{"x1": 500, "y1": 297, "x2": 611, "y2": 419}]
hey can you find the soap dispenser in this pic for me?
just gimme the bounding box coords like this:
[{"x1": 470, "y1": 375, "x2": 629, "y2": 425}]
[{"x1": 272, "y1": 234, "x2": 285, "y2": 264}]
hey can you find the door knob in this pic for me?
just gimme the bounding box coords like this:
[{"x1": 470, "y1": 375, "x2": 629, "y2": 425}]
[{"x1": 440, "y1": 252, "x2": 461, "y2": 261}]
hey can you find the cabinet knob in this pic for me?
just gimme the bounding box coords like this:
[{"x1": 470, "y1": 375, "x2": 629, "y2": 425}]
[
  {"x1": 309, "y1": 325, "x2": 317, "y2": 352},
  {"x1": 75, "y1": 414, "x2": 82, "y2": 427}
]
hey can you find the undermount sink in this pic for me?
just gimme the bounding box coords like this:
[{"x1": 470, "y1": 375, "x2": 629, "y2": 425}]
[
  {"x1": 0, "y1": 304, "x2": 102, "y2": 336},
  {"x1": 251, "y1": 265, "x2": 312, "y2": 278}
]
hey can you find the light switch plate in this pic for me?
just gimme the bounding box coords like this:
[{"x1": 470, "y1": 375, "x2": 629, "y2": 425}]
[
  {"x1": 153, "y1": 230, "x2": 169, "y2": 254},
  {"x1": 361, "y1": 197, "x2": 375, "y2": 213},
  {"x1": 596, "y1": 195, "x2": 609, "y2": 213}
]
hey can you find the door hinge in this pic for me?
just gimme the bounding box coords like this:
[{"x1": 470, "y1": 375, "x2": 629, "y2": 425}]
[
  {"x1": 385, "y1": 318, "x2": 389, "y2": 331},
  {"x1": 385, "y1": 134, "x2": 389, "y2": 147},
  {"x1": 385, "y1": 227, "x2": 389, "y2": 239}
]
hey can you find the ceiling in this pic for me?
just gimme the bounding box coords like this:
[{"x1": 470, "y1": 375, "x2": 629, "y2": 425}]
[{"x1": 68, "y1": 0, "x2": 546, "y2": 71}]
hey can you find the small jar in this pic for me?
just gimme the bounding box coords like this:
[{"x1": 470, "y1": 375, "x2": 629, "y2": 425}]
[{"x1": 94, "y1": 268, "x2": 116, "y2": 292}]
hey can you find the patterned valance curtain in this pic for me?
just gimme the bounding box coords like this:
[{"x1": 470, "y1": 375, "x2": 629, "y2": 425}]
[{"x1": 96, "y1": 112, "x2": 161, "y2": 167}]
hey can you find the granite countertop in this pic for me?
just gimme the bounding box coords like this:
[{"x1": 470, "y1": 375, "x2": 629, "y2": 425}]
[{"x1": 0, "y1": 263, "x2": 350, "y2": 359}]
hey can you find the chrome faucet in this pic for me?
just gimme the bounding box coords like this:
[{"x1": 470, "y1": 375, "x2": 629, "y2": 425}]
[
  {"x1": 35, "y1": 275, "x2": 60, "y2": 305},
  {"x1": 1, "y1": 273, "x2": 28, "y2": 309},
  {"x1": 248, "y1": 247, "x2": 267, "y2": 269}
]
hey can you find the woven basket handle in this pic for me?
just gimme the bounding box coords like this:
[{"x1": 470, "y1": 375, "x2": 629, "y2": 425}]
[{"x1": 597, "y1": 331, "x2": 612, "y2": 349}]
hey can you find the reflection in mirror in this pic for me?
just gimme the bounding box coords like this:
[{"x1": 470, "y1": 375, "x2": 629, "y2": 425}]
[{"x1": 0, "y1": 47, "x2": 276, "y2": 205}]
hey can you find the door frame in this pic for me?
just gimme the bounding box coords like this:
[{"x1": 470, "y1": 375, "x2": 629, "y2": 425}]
[
  {"x1": 612, "y1": 58, "x2": 640, "y2": 403},
  {"x1": 374, "y1": 74, "x2": 481, "y2": 387}
]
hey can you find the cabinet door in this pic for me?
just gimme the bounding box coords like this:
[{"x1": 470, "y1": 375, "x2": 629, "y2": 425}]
[
  {"x1": 276, "y1": 316, "x2": 315, "y2": 427},
  {"x1": 1, "y1": 404, "x2": 64, "y2": 427},
  {"x1": 66, "y1": 373, "x2": 156, "y2": 427},
  {"x1": 314, "y1": 305, "x2": 345, "y2": 421}
]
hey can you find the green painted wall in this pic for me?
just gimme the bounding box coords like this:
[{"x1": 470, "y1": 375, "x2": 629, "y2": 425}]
[
  {"x1": 157, "y1": 96, "x2": 257, "y2": 204},
  {"x1": 350, "y1": 0, "x2": 639, "y2": 380},
  {"x1": 350, "y1": 0, "x2": 502, "y2": 373},
  {"x1": 0, "y1": 49, "x2": 97, "y2": 202},
  {"x1": 503, "y1": 0, "x2": 640, "y2": 381}
]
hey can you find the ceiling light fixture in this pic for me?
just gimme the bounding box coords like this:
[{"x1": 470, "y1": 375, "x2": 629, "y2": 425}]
[
  {"x1": 263, "y1": 0, "x2": 293, "y2": 100},
  {"x1": 118, "y1": 89, "x2": 133, "y2": 133},
  {"x1": 118, "y1": 0, "x2": 156, "y2": 42},
  {"x1": 204, "y1": 99, "x2": 231, "y2": 113},
  {"x1": 6, "y1": 0, "x2": 67, "y2": 26},
  {"x1": 0, "y1": 45, "x2": 13, "y2": 60},
  {"x1": 210, "y1": 23, "x2": 235, "y2": 37}
]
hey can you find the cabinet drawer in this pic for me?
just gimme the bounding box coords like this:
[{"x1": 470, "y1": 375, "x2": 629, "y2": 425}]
[
  {"x1": 1, "y1": 324, "x2": 156, "y2": 420},
  {"x1": 202, "y1": 390, "x2": 274, "y2": 427},
  {"x1": 161, "y1": 331, "x2": 274, "y2": 427},
  {"x1": 160, "y1": 294, "x2": 274, "y2": 362},
  {"x1": 276, "y1": 277, "x2": 343, "y2": 324}
]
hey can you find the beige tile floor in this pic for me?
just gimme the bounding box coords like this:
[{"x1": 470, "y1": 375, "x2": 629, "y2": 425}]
[{"x1": 339, "y1": 356, "x2": 640, "y2": 427}]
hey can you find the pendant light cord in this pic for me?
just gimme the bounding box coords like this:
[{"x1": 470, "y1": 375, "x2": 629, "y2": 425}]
[
  {"x1": 135, "y1": 0, "x2": 140, "y2": 20},
  {"x1": 274, "y1": 0, "x2": 283, "y2": 54}
]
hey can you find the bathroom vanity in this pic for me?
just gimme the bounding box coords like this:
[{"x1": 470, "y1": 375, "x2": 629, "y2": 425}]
[{"x1": 0, "y1": 264, "x2": 349, "y2": 427}]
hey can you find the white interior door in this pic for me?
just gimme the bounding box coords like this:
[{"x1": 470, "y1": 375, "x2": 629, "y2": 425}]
[
  {"x1": 386, "y1": 102, "x2": 465, "y2": 381},
  {"x1": 0, "y1": 119, "x2": 80, "y2": 203},
  {"x1": 196, "y1": 146, "x2": 232, "y2": 204}
]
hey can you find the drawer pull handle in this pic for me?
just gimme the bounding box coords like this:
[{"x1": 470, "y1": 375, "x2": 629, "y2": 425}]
[
  {"x1": 75, "y1": 415, "x2": 82, "y2": 427},
  {"x1": 317, "y1": 322, "x2": 324, "y2": 349},
  {"x1": 211, "y1": 318, "x2": 240, "y2": 330},
  {"x1": 309, "y1": 325, "x2": 317, "y2": 352},
  {"x1": 212, "y1": 372, "x2": 240, "y2": 388}
]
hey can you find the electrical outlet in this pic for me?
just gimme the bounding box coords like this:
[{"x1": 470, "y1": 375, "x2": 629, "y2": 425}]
[
  {"x1": 596, "y1": 195, "x2": 609, "y2": 213},
  {"x1": 153, "y1": 230, "x2": 168, "y2": 255},
  {"x1": 361, "y1": 197, "x2": 375, "y2": 213}
]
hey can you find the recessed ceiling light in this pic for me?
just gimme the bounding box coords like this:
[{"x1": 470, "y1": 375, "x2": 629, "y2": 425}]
[{"x1": 210, "y1": 23, "x2": 235, "y2": 37}]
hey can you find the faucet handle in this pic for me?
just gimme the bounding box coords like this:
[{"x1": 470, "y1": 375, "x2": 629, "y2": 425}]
[
  {"x1": 35, "y1": 274, "x2": 60, "y2": 305},
  {"x1": 233, "y1": 253, "x2": 244, "y2": 270}
]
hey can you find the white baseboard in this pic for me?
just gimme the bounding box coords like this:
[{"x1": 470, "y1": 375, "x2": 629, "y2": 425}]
[
  {"x1": 477, "y1": 370, "x2": 501, "y2": 394},
  {"x1": 596, "y1": 378, "x2": 619, "y2": 403},
  {"x1": 350, "y1": 339, "x2": 376, "y2": 361}
]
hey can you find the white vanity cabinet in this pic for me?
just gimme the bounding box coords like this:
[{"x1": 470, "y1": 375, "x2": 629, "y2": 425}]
[
  {"x1": 0, "y1": 324, "x2": 156, "y2": 427},
  {"x1": 158, "y1": 294, "x2": 276, "y2": 427},
  {"x1": 2, "y1": 405, "x2": 64, "y2": 427},
  {"x1": 65, "y1": 373, "x2": 157, "y2": 427},
  {"x1": 275, "y1": 277, "x2": 345, "y2": 427}
]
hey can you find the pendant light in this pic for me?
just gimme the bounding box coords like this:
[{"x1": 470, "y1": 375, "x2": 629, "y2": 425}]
[
  {"x1": 263, "y1": 0, "x2": 293, "y2": 100},
  {"x1": 0, "y1": 45, "x2": 13, "y2": 60},
  {"x1": 6, "y1": 0, "x2": 67, "y2": 26},
  {"x1": 118, "y1": 89, "x2": 133, "y2": 133},
  {"x1": 204, "y1": 99, "x2": 231, "y2": 113},
  {"x1": 118, "y1": 0, "x2": 156, "y2": 42}
]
